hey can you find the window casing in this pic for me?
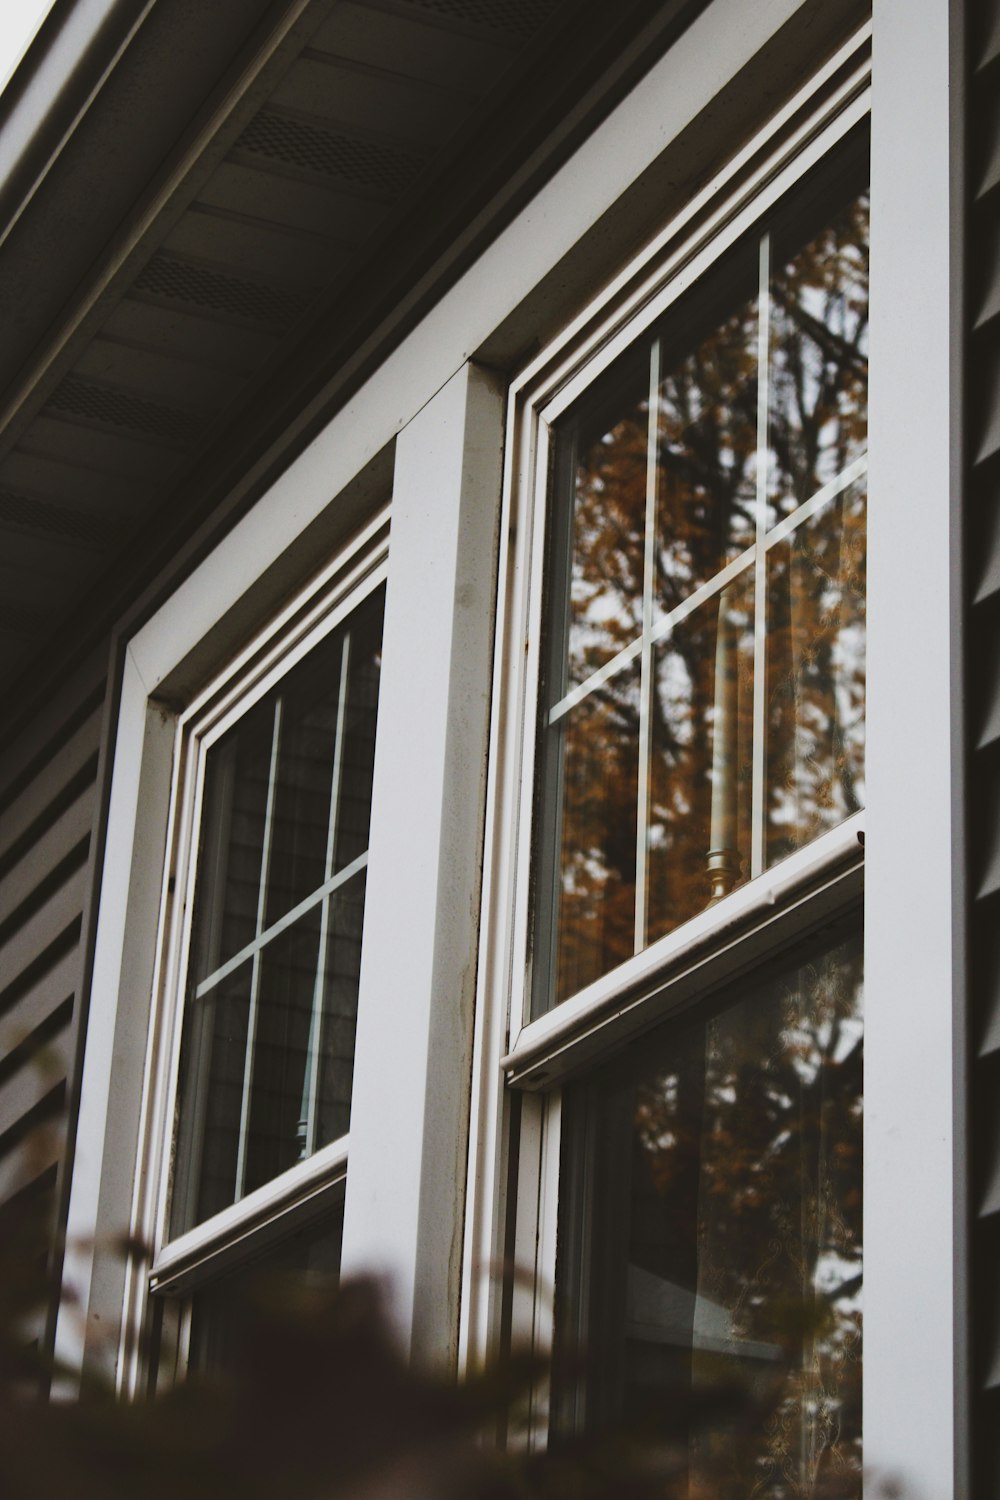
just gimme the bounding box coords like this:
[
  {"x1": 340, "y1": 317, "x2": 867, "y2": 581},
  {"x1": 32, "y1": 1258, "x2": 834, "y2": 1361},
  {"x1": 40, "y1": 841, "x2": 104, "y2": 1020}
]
[
  {"x1": 124, "y1": 516, "x2": 388, "y2": 1379},
  {"x1": 467, "y1": 40, "x2": 871, "y2": 1482}
]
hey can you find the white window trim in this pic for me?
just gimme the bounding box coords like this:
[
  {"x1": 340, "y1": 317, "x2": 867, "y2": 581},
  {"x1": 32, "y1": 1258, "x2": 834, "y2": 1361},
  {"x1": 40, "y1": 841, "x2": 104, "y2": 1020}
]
[
  {"x1": 460, "y1": 6, "x2": 963, "y2": 1495},
  {"x1": 123, "y1": 516, "x2": 388, "y2": 1394},
  {"x1": 460, "y1": 29, "x2": 871, "y2": 1383},
  {"x1": 133, "y1": 531, "x2": 385, "y2": 1289}
]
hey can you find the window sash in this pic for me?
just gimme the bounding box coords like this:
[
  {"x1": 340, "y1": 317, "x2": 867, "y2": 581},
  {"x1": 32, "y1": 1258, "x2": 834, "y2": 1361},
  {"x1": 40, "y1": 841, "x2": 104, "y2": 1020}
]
[
  {"x1": 129, "y1": 532, "x2": 389, "y2": 1343},
  {"x1": 511, "y1": 93, "x2": 870, "y2": 1047}
]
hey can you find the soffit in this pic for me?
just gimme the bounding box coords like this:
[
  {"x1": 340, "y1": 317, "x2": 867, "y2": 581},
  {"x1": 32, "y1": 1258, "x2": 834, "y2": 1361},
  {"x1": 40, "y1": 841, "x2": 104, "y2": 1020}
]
[{"x1": 0, "y1": 0, "x2": 705, "y2": 706}]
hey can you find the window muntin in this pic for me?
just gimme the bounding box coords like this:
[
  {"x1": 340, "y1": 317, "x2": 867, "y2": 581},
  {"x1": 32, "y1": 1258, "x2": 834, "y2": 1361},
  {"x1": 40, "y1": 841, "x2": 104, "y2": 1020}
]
[
  {"x1": 554, "y1": 923, "x2": 863, "y2": 1495},
  {"x1": 534, "y1": 148, "x2": 869, "y2": 1015},
  {"x1": 169, "y1": 584, "x2": 384, "y2": 1237}
]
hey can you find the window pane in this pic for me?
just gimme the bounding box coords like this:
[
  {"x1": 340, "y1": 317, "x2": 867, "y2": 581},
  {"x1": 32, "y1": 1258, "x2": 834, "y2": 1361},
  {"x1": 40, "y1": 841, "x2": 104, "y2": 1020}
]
[
  {"x1": 647, "y1": 568, "x2": 754, "y2": 944},
  {"x1": 766, "y1": 482, "x2": 866, "y2": 865},
  {"x1": 654, "y1": 247, "x2": 759, "y2": 620},
  {"x1": 244, "y1": 911, "x2": 324, "y2": 1194},
  {"x1": 189, "y1": 700, "x2": 274, "y2": 984},
  {"x1": 262, "y1": 635, "x2": 345, "y2": 930},
  {"x1": 172, "y1": 962, "x2": 252, "y2": 1232},
  {"x1": 536, "y1": 667, "x2": 640, "y2": 1010},
  {"x1": 316, "y1": 872, "x2": 366, "y2": 1146},
  {"x1": 556, "y1": 929, "x2": 863, "y2": 1497},
  {"x1": 768, "y1": 180, "x2": 869, "y2": 518},
  {"x1": 332, "y1": 593, "x2": 383, "y2": 872},
  {"x1": 553, "y1": 351, "x2": 649, "y2": 693}
]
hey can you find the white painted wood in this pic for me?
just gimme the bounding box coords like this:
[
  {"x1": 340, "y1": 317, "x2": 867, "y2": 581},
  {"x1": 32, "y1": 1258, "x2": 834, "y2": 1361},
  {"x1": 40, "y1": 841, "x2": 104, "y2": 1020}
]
[
  {"x1": 341, "y1": 362, "x2": 505, "y2": 1367},
  {"x1": 865, "y1": 1, "x2": 958, "y2": 1493},
  {"x1": 54, "y1": 649, "x2": 175, "y2": 1387}
]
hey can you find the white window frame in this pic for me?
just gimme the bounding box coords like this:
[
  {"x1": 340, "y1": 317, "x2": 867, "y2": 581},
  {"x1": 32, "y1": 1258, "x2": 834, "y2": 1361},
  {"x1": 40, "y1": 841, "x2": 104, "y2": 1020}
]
[
  {"x1": 460, "y1": 7, "x2": 962, "y2": 1494},
  {"x1": 55, "y1": 4, "x2": 961, "y2": 1491},
  {"x1": 112, "y1": 517, "x2": 388, "y2": 1385},
  {"x1": 513, "y1": 76, "x2": 869, "y2": 1069},
  {"x1": 74, "y1": 507, "x2": 385, "y2": 1395},
  {"x1": 461, "y1": 25, "x2": 871, "y2": 1387}
]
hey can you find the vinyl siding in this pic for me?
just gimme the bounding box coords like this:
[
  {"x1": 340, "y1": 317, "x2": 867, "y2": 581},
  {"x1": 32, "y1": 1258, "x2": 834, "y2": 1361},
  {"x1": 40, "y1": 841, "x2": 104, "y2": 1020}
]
[
  {"x1": 968, "y1": 0, "x2": 1000, "y2": 1488},
  {"x1": 0, "y1": 648, "x2": 108, "y2": 1381}
]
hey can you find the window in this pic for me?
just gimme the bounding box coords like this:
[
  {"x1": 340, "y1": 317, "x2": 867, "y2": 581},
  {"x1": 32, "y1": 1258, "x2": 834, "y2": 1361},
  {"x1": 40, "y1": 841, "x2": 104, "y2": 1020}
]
[
  {"x1": 480, "y1": 51, "x2": 870, "y2": 1498},
  {"x1": 171, "y1": 585, "x2": 382, "y2": 1236},
  {"x1": 534, "y1": 148, "x2": 868, "y2": 1015},
  {"x1": 554, "y1": 927, "x2": 864, "y2": 1492},
  {"x1": 132, "y1": 524, "x2": 387, "y2": 1370}
]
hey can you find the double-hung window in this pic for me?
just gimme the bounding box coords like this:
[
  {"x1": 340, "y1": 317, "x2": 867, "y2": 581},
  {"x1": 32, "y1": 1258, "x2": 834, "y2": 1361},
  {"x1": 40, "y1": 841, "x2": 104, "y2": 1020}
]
[
  {"x1": 129, "y1": 520, "x2": 387, "y2": 1377},
  {"x1": 483, "y1": 45, "x2": 869, "y2": 1500}
]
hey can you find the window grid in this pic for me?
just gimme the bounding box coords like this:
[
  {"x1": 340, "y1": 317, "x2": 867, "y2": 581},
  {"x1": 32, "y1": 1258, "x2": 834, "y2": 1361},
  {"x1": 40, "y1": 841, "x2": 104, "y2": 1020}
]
[
  {"x1": 176, "y1": 597, "x2": 378, "y2": 1226},
  {"x1": 543, "y1": 230, "x2": 868, "y2": 961}
]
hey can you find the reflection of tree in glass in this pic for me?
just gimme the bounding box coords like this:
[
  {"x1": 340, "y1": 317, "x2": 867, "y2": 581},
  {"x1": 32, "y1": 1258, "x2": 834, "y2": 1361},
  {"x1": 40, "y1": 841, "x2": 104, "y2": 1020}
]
[
  {"x1": 769, "y1": 194, "x2": 869, "y2": 511},
  {"x1": 631, "y1": 941, "x2": 863, "y2": 1497},
  {"x1": 655, "y1": 294, "x2": 759, "y2": 616},
  {"x1": 568, "y1": 409, "x2": 648, "y2": 685},
  {"x1": 646, "y1": 295, "x2": 759, "y2": 941},
  {"x1": 765, "y1": 190, "x2": 868, "y2": 865},
  {"x1": 554, "y1": 671, "x2": 639, "y2": 1001},
  {"x1": 545, "y1": 187, "x2": 869, "y2": 1003},
  {"x1": 767, "y1": 486, "x2": 866, "y2": 864},
  {"x1": 647, "y1": 577, "x2": 755, "y2": 944}
]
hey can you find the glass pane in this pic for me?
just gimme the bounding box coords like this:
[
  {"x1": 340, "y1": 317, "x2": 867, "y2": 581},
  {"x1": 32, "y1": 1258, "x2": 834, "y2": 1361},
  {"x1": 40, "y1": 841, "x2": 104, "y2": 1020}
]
[
  {"x1": 189, "y1": 1204, "x2": 344, "y2": 1374},
  {"x1": 552, "y1": 350, "x2": 649, "y2": 692},
  {"x1": 537, "y1": 666, "x2": 640, "y2": 1010},
  {"x1": 244, "y1": 911, "x2": 324, "y2": 1195},
  {"x1": 556, "y1": 929, "x2": 863, "y2": 1497},
  {"x1": 654, "y1": 247, "x2": 759, "y2": 619},
  {"x1": 189, "y1": 699, "x2": 274, "y2": 983},
  {"x1": 768, "y1": 183, "x2": 869, "y2": 519},
  {"x1": 172, "y1": 962, "x2": 252, "y2": 1234},
  {"x1": 647, "y1": 568, "x2": 754, "y2": 945},
  {"x1": 766, "y1": 482, "x2": 866, "y2": 866},
  {"x1": 333, "y1": 591, "x2": 384, "y2": 872},
  {"x1": 173, "y1": 883, "x2": 367, "y2": 1232},
  {"x1": 262, "y1": 634, "x2": 344, "y2": 930},
  {"x1": 316, "y1": 872, "x2": 366, "y2": 1145}
]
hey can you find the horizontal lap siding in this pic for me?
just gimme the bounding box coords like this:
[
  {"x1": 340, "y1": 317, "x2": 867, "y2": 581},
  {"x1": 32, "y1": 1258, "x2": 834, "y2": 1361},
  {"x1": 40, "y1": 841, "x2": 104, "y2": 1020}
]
[
  {"x1": 968, "y1": 0, "x2": 1000, "y2": 1489},
  {"x1": 0, "y1": 650, "x2": 108, "y2": 1381}
]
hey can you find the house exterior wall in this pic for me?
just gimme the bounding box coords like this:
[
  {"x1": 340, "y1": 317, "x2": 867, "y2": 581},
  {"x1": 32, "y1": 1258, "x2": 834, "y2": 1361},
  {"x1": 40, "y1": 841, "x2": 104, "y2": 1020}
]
[
  {"x1": 0, "y1": 643, "x2": 109, "y2": 1368},
  {"x1": 0, "y1": 0, "x2": 979, "y2": 1491},
  {"x1": 967, "y1": 0, "x2": 1000, "y2": 1491}
]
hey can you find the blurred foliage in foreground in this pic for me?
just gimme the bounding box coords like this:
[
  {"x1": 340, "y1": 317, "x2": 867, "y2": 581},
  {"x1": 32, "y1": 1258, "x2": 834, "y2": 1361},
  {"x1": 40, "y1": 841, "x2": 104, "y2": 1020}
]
[{"x1": 0, "y1": 1146, "x2": 901, "y2": 1499}]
